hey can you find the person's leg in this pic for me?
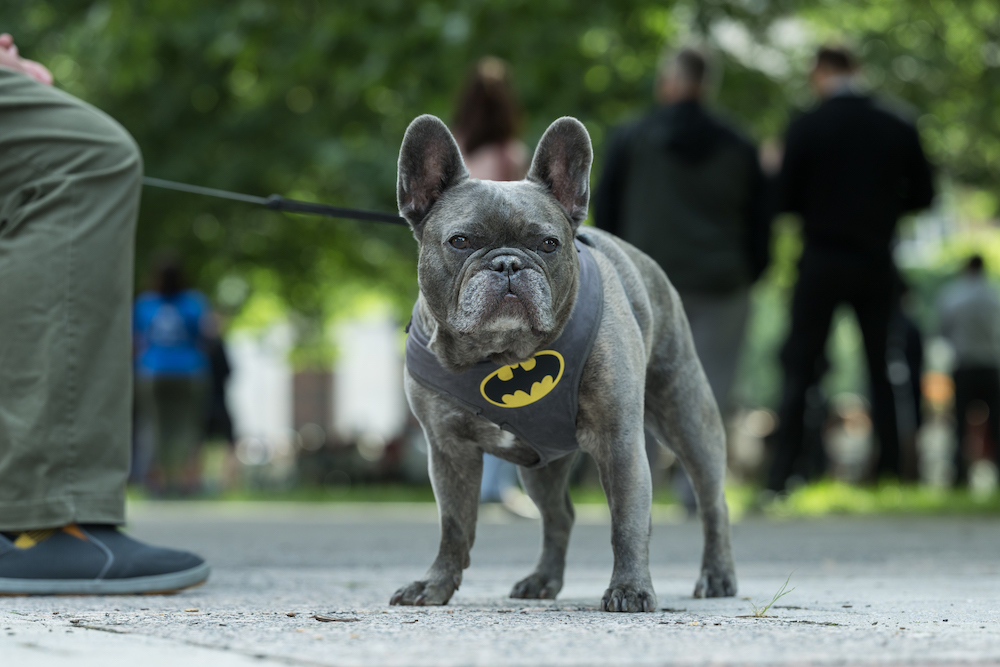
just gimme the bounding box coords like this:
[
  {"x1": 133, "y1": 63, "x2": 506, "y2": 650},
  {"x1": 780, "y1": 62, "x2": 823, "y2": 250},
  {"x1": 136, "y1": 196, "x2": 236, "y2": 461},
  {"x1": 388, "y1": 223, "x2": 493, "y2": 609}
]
[
  {"x1": 480, "y1": 453, "x2": 505, "y2": 502},
  {"x1": 951, "y1": 368, "x2": 972, "y2": 486},
  {"x1": 767, "y1": 256, "x2": 839, "y2": 492},
  {"x1": 673, "y1": 287, "x2": 749, "y2": 511},
  {"x1": 0, "y1": 69, "x2": 139, "y2": 530},
  {"x1": 134, "y1": 377, "x2": 161, "y2": 490},
  {"x1": 679, "y1": 287, "x2": 751, "y2": 413},
  {"x1": 850, "y1": 264, "x2": 899, "y2": 479},
  {"x1": 480, "y1": 452, "x2": 520, "y2": 501},
  {"x1": 154, "y1": 378, "x2": 194, "y2": 493},
  {"x1": 0, "y1": 69, "x2": 208, "y2": 594},
  {"x1": 983, "y1": 367, "x2": 1000, "y2": 470},
  {"x1": 179, "y1": 377, "x2": 208, "y2": 494}
]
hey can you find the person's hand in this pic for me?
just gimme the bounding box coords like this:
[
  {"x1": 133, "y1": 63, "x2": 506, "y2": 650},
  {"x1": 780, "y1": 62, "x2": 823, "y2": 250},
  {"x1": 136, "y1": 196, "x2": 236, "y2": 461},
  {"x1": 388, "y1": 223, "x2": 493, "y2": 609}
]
[{"x1": 0, "y1": 33, "x2": 53, "y2": 85}]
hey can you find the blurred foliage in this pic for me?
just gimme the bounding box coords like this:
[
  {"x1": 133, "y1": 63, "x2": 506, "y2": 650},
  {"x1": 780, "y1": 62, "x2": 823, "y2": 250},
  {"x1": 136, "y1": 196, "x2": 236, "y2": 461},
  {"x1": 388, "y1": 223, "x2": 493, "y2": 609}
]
[{"x1": 4, "y1": 0, "x2": 1000, "y2": 393}]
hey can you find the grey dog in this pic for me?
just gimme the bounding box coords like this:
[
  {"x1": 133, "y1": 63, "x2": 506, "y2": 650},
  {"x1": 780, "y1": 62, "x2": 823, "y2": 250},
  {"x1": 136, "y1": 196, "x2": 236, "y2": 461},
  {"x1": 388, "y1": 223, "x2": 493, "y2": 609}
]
[{"x1": 390, "y1": 114, "x2": 736, "y2": 612}]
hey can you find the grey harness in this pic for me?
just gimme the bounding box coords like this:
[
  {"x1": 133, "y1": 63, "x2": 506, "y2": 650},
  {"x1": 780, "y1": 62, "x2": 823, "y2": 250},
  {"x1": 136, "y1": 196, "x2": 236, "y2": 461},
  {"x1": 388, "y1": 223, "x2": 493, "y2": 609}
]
[{"x1": 405, "y1": 238, "x2": 604, "y2": 467}]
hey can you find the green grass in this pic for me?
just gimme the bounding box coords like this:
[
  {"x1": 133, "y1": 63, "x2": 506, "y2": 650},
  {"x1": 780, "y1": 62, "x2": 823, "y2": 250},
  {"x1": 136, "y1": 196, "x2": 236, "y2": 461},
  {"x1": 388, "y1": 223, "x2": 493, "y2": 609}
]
[
  {"x1": 762, "y1": 480, "x2": 1000, "y2": 517},
  {"x1": 749, "y1": 573, "x2": 795, "y2": 617},
  {"x1": 566, "y1": 480, "x2": 1000, "y2": 519}
]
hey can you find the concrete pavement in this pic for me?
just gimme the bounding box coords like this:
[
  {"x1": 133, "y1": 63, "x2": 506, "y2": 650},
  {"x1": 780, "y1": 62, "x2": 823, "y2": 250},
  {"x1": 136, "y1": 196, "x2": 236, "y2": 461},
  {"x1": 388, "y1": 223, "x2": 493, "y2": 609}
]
[{"x1": 3, "y1": 501, "x2": 1000, "y2": 666}]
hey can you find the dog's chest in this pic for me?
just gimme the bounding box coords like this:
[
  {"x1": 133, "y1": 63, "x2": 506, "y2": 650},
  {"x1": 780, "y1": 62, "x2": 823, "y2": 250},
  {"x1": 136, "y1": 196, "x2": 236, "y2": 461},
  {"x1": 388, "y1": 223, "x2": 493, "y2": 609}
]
[
  {"x1": 405, "y1": 240, "x2": 604, "y2": 468},
  {"x1": 474, "y1": 421, "x2": 541, "y2": 464}
]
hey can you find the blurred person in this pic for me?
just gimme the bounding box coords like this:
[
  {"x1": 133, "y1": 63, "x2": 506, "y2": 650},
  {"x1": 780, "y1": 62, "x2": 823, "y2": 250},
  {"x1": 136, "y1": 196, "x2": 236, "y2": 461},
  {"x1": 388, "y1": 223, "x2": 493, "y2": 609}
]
[
  {"x1": 451, "y1": 57, "x2": 535, "y2": 515},
  {"x1": 937, "y1": 255, "x2": 1000, "y2": 486},
  {"x1": 766, "y1": 45, "x2": 935, "y2": 492},
  {"x1": 453, "y1": 56, "x2": 529, "y2": 183},
  {"x1": 203, "y1": 314, "x2": 234, "y2": 448},
  {"x1": 133, "y1": 255, "x2": 212, "y2": 496},
  {"x1": 0, "y1": 34, "x2": 207, "y2": 593},
  {"x1": 594, "y1": 47, "x2": 771, "y2": 510},
  {"x1": 887, "y1": 276, "x2": 925, "y2": 481},
  {"x1": 204, "y1": 318, "x2": 236, "y2": 445},
  {"x1": 203, "y1": 311, "x2": 238, "y2": 489}
]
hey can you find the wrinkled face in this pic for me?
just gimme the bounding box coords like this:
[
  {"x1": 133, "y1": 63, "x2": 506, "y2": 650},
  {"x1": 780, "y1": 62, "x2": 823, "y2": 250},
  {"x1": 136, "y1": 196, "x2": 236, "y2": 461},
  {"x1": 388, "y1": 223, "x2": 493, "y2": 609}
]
[
  {"x1": 396, "y1": 114, "x2": 593, "y2": 363},
  {"x1": 417, "y1": 179, "x2": 578, "y2": 338}
]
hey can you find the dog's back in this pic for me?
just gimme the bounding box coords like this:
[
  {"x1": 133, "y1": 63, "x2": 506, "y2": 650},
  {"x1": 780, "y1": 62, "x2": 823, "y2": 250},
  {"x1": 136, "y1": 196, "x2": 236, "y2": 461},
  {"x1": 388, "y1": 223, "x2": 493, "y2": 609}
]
[{"x1": 576, "y1": 225, "x2": 701, "y2": 381}]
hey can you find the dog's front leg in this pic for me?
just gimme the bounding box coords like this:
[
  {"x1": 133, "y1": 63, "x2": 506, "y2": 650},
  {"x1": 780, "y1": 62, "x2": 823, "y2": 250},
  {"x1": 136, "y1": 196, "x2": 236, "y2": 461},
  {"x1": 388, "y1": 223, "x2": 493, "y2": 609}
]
[
  {"x1": 390, "y1": 436, "x2": 482, "y2": 606},
  {"x1": 584, "y1": 423, "x2": 657, "y2": 613},
  {"x1": 510, "y1": 453, "x2": 578, "y2": 600}
]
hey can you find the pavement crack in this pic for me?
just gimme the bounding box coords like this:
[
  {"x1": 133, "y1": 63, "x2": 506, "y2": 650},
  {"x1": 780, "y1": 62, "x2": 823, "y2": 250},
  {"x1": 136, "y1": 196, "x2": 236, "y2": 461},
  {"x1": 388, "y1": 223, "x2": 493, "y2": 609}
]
[{"x1": 74, "y1": 624, "x2": 131, "y2": 635}]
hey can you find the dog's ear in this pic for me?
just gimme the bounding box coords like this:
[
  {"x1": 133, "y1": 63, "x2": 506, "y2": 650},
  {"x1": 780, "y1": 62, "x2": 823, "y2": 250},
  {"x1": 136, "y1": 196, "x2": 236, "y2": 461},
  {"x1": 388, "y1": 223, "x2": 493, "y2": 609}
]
[
  {"x1": 526, "y1": 117, "x2": 593, "y2": 227},
  {"x1": 397, "y1": 115, "x2": 469, "y2": 239}
]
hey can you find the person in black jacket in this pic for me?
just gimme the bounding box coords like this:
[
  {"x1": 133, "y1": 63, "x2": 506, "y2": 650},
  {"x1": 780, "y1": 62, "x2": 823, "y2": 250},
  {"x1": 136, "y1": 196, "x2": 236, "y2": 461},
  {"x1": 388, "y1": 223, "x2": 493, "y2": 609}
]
[
  {"x1": 766, "y1": 46, "x2": 935, "y2": 492},
  {"x1": 595, "y1": 47, "x2": 771, "y2": 513},
  {"x1": 595, "y1": 47, "x2": 771, "y2": 423}
]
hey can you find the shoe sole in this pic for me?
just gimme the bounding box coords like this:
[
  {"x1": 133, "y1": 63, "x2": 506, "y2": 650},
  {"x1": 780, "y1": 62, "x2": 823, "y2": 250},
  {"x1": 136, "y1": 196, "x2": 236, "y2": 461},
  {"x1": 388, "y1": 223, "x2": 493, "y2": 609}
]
[{"x1": 0, "y1": 562, "x2": 210, "y2": 596}]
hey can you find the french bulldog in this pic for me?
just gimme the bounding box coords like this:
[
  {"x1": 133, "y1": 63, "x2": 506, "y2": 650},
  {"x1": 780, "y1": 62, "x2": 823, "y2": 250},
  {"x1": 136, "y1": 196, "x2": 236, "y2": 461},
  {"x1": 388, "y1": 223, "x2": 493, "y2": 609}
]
[{"x1": 390, "y1": 114, "x2": 736, "y2": 612}]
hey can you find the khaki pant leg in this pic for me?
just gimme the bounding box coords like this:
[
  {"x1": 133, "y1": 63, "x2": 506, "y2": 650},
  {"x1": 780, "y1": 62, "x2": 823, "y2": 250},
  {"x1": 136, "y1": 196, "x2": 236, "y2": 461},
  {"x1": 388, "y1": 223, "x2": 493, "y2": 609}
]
[{"x1": 0, "y1": 68, "x2": 141, "y2": 530}]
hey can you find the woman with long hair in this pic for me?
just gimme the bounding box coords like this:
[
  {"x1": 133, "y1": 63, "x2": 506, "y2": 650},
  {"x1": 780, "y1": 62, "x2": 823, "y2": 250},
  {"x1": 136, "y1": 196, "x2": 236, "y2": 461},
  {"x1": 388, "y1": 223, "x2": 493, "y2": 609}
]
[
  {"x1": 453, "y1": 56, "x2": 529, "y2": 182},
  {"x1": 451, "y1": 58, "x2": 534, "y2": 516}
]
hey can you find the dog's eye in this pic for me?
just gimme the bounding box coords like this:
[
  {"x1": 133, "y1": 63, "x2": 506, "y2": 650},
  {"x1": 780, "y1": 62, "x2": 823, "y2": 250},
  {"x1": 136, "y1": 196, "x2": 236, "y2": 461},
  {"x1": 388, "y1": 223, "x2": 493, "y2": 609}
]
[
  {"x1": 540, "y1": 238, "x2": 559, "y2": 253},
  {"x1": 449, "y1": 235, "x2": 470, "y2": 250}
]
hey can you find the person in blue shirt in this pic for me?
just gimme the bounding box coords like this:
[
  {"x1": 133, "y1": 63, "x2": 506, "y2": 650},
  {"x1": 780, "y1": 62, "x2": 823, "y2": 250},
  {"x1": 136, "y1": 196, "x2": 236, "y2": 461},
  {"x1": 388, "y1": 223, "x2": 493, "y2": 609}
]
[{"x1": 133, "y1": 256, "x2": 210, "y2": 496}]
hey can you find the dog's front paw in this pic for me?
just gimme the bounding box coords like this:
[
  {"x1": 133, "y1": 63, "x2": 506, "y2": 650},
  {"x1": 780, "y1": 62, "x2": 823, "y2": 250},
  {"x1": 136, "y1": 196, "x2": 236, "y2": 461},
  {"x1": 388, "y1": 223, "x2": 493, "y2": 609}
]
[
  {"x1": 693, "y1": 567, "x2": 737, "y2": 598},
  {"x1": 510, "y1": 572, "x2": 562, "y2": 600},
  {"x1": 389, "y1": 578, "x2": 457, "y2": 606},
  {"x1": 601, "y1": 581, "x2": 657, "y2": 612}
]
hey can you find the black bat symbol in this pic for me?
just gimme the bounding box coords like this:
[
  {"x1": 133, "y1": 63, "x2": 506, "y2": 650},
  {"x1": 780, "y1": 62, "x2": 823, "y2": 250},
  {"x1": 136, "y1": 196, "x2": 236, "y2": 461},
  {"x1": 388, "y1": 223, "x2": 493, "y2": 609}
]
[{"x1": 480, "y1": 351, "x2": 564, "y2": 408}]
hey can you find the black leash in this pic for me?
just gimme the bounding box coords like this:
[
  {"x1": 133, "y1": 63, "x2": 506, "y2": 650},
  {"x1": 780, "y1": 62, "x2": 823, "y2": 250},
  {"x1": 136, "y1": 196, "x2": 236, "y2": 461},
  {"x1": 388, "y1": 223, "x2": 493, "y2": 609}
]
[{"x1": 141, "y1": 176, "x2": 407, "y2": 226}]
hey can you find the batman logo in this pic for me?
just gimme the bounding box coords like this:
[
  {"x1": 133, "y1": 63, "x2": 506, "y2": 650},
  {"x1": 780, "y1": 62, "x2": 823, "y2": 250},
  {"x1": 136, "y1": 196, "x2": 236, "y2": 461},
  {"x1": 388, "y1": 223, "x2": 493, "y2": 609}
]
[{"x1": 479, "y1": 350, "x2": 565, "y2": 408}]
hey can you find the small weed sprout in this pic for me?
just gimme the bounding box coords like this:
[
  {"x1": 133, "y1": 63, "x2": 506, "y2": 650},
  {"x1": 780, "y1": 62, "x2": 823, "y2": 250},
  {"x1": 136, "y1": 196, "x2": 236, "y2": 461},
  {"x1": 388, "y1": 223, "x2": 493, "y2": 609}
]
[{"x1": 749, "y1": 573, "x2": 795, "y2": 618}]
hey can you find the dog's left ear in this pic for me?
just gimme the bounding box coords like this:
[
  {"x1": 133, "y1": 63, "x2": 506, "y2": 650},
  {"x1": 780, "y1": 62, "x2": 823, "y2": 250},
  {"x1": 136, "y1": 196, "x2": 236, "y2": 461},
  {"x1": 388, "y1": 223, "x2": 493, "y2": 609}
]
[
  {"x1": 527, "y1": 117, "x2": 593, "y2": 227},
  {"x1": 397, "y1": 115, "x2": 469, "y2": 240}
]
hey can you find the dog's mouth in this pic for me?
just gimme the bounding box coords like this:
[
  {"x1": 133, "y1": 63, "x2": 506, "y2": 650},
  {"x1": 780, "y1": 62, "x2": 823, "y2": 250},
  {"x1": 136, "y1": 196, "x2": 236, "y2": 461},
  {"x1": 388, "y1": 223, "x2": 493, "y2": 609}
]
[
  {"x1": 450, "y1": 259, "x2": 555, "y2": 338},
  {"x1": 497, "y1": 288, "x2": 529, "y2": 315},
  {"x1": 455, "y1": 279, "x2": 545, "y2": 334},
  {"x1": 480, "y1": 283, "x2": 535, "y2": 325}
]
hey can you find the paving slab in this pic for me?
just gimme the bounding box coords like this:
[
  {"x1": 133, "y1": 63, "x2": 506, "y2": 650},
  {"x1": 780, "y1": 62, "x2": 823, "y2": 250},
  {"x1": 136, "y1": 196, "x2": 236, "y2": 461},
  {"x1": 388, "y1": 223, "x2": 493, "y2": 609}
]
[{"x1": 3, "y1": 502, "x2": 1000, "y2": 666}]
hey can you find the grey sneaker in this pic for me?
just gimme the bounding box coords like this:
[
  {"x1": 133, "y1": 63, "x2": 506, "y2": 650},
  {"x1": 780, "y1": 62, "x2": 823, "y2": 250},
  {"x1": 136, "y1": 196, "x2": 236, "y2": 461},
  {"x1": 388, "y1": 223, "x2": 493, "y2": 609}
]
[{"x1": 0, "y1": 524, "x2": 209, "y2": 595}]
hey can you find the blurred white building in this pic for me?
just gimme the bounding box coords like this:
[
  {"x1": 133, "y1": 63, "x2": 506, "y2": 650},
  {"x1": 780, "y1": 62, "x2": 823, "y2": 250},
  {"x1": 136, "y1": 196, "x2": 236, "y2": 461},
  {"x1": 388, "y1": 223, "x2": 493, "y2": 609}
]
[{"x1": 225, "y1": 315, "x2": 408, "y2": 470}]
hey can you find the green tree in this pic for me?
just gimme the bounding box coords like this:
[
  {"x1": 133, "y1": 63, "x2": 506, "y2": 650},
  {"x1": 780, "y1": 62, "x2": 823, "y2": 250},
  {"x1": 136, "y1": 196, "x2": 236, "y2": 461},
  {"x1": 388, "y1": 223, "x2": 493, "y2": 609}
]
[{"x1": 4, "y1": 0, "x2": 998, "y2": 394}]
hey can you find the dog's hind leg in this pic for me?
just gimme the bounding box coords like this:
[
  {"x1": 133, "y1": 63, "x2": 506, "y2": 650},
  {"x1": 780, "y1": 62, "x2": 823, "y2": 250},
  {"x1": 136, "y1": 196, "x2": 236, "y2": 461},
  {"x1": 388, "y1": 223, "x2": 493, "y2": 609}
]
[
  {"x1": 509, "y1": 452, "x2": 578, "y2": 600},
  {"x1": 645, "y1": 354, "x2": 737, "y2": 599}
]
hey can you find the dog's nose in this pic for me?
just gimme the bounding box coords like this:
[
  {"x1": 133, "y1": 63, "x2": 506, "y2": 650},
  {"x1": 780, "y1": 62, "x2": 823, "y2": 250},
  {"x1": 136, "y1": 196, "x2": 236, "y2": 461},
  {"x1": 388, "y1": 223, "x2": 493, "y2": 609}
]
[{"x1": 489, "y1": 255, "x2": 523, "y2": 275}]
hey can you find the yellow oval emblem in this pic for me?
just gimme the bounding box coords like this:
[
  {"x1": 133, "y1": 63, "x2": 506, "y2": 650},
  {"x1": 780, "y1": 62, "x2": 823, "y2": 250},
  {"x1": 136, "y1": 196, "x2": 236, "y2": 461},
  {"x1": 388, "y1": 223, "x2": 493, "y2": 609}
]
[{"x1": 479, "y1": 350, "x2": 565, "y2": 408}]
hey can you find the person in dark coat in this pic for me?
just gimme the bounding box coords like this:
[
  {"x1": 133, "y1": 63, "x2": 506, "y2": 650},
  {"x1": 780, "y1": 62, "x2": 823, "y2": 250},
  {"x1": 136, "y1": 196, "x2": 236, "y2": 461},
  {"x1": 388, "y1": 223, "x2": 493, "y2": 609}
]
[
  {"x1": 203, "y1": 313, "x2": 235, "y2": 447},
  {"x1": 594, "y1": 46, "x2": 771, "y2": 512},
  {"x1": 766, "y1": 46, "x2": 935, "y2": 492},
  {"x1": 595, "y1": 47, "x2": 771, "y2": 419},
  {"x1": 886, "y1": 276, "x2": 925, "y2": 481}
]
